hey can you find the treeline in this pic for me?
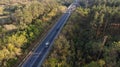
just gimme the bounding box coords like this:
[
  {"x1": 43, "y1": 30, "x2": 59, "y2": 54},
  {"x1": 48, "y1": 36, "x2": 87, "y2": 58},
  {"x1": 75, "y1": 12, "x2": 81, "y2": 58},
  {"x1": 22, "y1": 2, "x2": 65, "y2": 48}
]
[
  {"x1": 43, "y1": 0, "x2": 120, "y2": 67},
  {"x1": 79, "y1": 0, "x2": 120, "y2": 8},
  {"x1": 0, "y1": 0, "x2": 66, "y2": 67},
  {"x1": 57, "y1": 0, "x2": 74, "y2": 6}
]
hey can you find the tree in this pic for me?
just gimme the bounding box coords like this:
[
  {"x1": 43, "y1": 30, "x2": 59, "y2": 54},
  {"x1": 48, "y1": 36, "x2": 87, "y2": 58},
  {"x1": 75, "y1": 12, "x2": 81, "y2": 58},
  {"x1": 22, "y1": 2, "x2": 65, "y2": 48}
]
[
  {"x1": 43, "y1": 35, "x2": 71, "y2": 67},
  {"x1": 84, "y1": 61, "x2": 100, "y2": 67},
  {"x1": 8, "y1": 33, "x2": 27, "y2": 48}
]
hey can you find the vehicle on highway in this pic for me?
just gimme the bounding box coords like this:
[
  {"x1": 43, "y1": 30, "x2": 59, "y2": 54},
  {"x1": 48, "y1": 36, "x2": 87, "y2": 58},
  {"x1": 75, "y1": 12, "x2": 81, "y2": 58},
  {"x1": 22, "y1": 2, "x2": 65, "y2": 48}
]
[
  {"x1": 45, "y1": 42, "x2": 49, "y2": 48},
  {"x1": 56, "y1": 28, "x2": 59, "y2": 31}
]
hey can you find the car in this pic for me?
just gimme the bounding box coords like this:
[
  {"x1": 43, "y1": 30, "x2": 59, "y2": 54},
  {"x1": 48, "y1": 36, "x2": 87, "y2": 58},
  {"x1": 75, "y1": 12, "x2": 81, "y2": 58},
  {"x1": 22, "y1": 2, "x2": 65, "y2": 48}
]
[
  {"x1": 45, "y1": 42, "x2": 49, "y2": 48},
  {"x1": 56, "y1": 28, "x2": 59, "y2": 31}
]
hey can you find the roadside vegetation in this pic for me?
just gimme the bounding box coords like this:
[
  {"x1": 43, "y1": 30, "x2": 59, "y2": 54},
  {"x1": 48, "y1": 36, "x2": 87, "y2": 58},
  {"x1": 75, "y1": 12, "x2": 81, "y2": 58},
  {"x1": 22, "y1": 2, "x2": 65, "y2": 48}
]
[
  {"x1": 0, "y1": 0, "x2": 67, "y2": 67},
  {"x1": 43, "y1": 0, "x2": 120, "y2": 67}
]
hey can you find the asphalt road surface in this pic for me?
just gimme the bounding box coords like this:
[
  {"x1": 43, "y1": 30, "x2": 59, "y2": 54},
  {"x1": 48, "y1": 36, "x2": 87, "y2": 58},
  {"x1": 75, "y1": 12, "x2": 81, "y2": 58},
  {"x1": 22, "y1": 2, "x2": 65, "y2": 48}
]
[{"x1": 20, "y1": 3, "x2": 76, "y2": 67}]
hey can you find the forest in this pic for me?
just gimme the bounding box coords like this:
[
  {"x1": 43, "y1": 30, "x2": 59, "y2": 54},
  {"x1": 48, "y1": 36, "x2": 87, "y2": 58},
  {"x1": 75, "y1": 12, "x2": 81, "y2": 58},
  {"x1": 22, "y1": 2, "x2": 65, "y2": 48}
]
[
  {"x1": 43, "y1": 0, "x2": 120, "y2": 67},
  {"x1": 0, "y1": 0, "x2": 119, "y2": 67},
  {"x1": 0, "y1": 0, "x2": 70, "y2": 67}
]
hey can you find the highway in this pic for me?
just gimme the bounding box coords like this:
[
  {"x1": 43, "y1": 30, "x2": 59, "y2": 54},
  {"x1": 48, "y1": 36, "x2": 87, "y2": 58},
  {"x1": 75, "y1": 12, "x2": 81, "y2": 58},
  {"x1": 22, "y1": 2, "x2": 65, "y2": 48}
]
[{"x1": 19, "y1": 2, "x2": 77, "y2": 67}]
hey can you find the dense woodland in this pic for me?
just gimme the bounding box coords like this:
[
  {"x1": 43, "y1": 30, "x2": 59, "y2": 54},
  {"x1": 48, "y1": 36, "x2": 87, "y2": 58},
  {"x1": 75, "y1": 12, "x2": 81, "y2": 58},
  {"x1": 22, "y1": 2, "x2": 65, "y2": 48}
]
[
  {"x1": 43, "y1": 0, "x2": 120, "y2": 67},
  {"x1": 0, "y1": 0, "x2": 119, "y2": 67},
  {"x1": 0, "y1": 0, "x2": 68, "y2": 67}
]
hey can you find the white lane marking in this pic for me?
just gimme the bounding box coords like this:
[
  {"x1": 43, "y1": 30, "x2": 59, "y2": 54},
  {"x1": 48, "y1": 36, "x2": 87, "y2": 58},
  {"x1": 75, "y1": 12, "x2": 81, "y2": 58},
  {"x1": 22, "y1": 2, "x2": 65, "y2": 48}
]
[{"x1": 30, "y1": 47, "x2": 45, "y2": 67}]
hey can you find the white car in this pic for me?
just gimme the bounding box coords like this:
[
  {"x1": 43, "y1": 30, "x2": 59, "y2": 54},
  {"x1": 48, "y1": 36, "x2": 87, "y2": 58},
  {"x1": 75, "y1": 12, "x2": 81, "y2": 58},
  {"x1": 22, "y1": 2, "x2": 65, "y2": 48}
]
[{"x1": 45, "y1": 42, "x2": 49, "y2": 47}]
